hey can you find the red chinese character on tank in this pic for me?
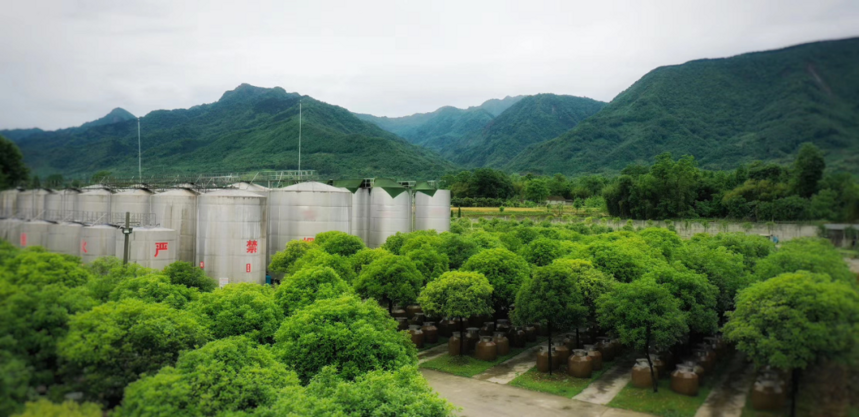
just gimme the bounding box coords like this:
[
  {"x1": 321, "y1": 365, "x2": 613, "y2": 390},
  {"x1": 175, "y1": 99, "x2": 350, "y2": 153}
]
[
  {"x1": 246, "y1": 240, "x2": 258, "y2": 254},
  {"x1": 154, "y1": 242, "x2": 168, "y2": 257},
  {"x1": 303, "y1": 237, "x2": 315, "y2": 242}
]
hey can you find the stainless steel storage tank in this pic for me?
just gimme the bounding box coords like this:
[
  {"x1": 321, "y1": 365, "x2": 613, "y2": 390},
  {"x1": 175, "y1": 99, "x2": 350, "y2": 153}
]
[
  {"x1": 114, "y1": 227, "x2": 178, "y2": 270},
  {"x1": 110, "y1": 188, "x2": 153, "y2": 224},
  {"x1": 19, "y1": 220, "x2": 52, "y2": 248},
  {"x1": 77, "y1": 187, "x2": 113, "y2": 224},
  {"x1": 44, "y1": 190, "x2": 63, "y2": 221},
  {"x1": 268, "y1": 181, "x2": 351, "y2": 258},
  {"x1": 1, "y1": 189, "x2": 21, "y2": 217},
  {"x1": 368, "y1": 181, "x2": 411, "y2": 248},
  {"x1": 350, "y1": 187, "x2": 371, "y2": 244},
  {"x1": 17, "y1": 189, "x2": 51, "y2": 220},
  {"x1": 415, "y1": 189, "x2": 451, "y2": 233},
  {"x1": 80, "y1": 224, "x2": 119, "y2": 264},
  {"x1": 197, "y1": 189, "x2": 267, "y2": 286},
  {"x1": 152, "y1": 188, "x2": 198, "y2": 263},
  {"x1": 47, "y1": 222, "x2": 83, "y2": 257},
  {"x1": 0, "y1": 218, "x2": 24, "y2": 244}
]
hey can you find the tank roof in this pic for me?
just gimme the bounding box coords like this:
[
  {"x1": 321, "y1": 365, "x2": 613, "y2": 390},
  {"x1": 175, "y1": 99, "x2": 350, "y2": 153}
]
[
  {"x1": 230, "y1": 182, "x2": 270, "y2": 191},
  {"x1": 155, "y1": 188, "x2": 199, "y2": 196},
  {"x1": 281, "y1": 181, "x2": 350, "y2": 193},
  {"x1": 202, "y1": 189, "x2": 266, "y2": 198}
]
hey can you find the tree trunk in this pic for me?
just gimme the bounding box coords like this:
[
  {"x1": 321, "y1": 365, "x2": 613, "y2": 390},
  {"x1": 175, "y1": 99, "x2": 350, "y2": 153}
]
[
  {"x1": 576, "y1": 327, "x2": 580, "y2": 350},
  {"x1": 645, "y1": 327, "x2": 658, "y2": 393},
  {"x1": 791, "y1": 368, "x2": 800, "y2": 417},
  {"x1": 460, "y1": 317, "x2": 466, "y2": 356},
  {"x1": 548, "y1": 321, "x2": 553, "y2": 375},
  {"x1": 388, "y1": 300, "x2": 393, "y2": 315}
]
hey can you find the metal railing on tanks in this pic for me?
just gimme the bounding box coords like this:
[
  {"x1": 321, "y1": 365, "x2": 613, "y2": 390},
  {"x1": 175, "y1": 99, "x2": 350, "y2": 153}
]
[{"x1": 82, "y1": 170, "x2": 319, "y2": 191}]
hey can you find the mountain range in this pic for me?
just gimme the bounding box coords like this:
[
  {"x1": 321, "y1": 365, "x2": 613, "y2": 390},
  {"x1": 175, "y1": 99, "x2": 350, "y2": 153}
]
[{"x1": 3, "y1": 37, "x2": 858, "y2": 179}]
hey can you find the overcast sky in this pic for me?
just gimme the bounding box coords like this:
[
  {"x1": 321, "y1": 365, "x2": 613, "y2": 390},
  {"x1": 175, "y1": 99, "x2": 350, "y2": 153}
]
[{"x1": 1, "y1": 0, "x2": 858, "y2": 130}]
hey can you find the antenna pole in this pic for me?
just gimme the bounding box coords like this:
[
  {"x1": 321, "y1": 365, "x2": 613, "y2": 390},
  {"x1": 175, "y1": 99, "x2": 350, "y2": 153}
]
[
  {"x1": 137, "y1": 116, "x2": 142, "y2": 179},
  {"x1": 298, "y1": 101, "x2": 302, "y2": 180}
]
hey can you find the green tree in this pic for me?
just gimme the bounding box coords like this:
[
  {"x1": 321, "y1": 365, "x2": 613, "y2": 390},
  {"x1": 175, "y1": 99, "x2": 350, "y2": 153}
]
[
  {"x1": 315, "y1": 231, "x2": 365, "y2": 257},
  {"x1": 676, "y1": 242, "x2": 749, "y2": 316},
  {"x1": 519, "y1": 237, "x2": 563, "y2": 266},
  {"x1": 418, "y1": 271, "x2": 494, "y2": 356},
  {"x1": 406, "y1": 247, "x2": 450, "y2": 284},
  {"x1": 58, "y1": 299, "x2": 210, "y2": 406},
  {"x1": 85, "y1": 259, "x2": 155, "y2": 302},
  {"x1": 12, "y1": 399, "x2": 101, "y2": 417},
  {"x1": 0, "y1": 350, "x2": 32, "y2": 417},
  {"x1": 525, "y1": 178, "x2": 550, "y2": 202},
  {"x1": 0, "y1": 249, "x2": 92, "y2": 289},
  {"x1": 90, "y1": 170, "x2": 111, "y2": 183},
  {"x1": 44, "y1": 174, "x2": 64, "y2": 188},
  {"x1": 638, "y1": 228, "x2": 683, "y2": 261},
  {"x1": 585, "y1": 237, "x2": 664, "y2": 282},
  {"x1": 513, "y1": 263, "x2": 587, "y2": 374},
  {"x1": 438, "y1": 232, "x2": 479, "y2": 269},
  {"x1": 723, "y1": 271, "x2": 859, "y2": 417},
  {"x1": 348, "y1": 247, "x2": 391, "y2": 276},
  {"x1": 273, "y1": 266, "x2": 352, "y2": 317},
  {"x1": 0, "y1": 135, "x2": 29, "y2": 189},
  {"x1": 596, "y1": 278, "x2": 687, "y2": 392},
  {"x1": 354, "y1": 255, "x2": 423, "y2": 313},
  {"x1": 274, "y1": 295, "x2": 417, "y2": 384},
  {"x1": 285, "y1": 248, "x2": 355, "y2": 283},
  {"x1": 162, "y1": 261, "x2": 216, "y2": 292},
  {"x1": 754, "y1": 237, "x2": 854, "y2": 283},
  {"x1": 188, "y1": 283, "x2": 283, "y2": 343},
  {"x1": 461, "y1": 248, "x2": 529, "y2": 315},
  {"x1": 108, "y1": 274, "x2": 200, "y2": 309},
  {"x1": 552, "y1": 259, "x2": 616, "y2": 343},
  {"x1": 793, "y1": 143, "x2": 825, "y2": 198},
  {"x1": 268, "y1": 240, "x2": 313, "y2": 274},
  {"x1": 115, "y1": 336, "x2": 299, "y2": 417},
  {"x1": 644, "y1": 264, "x2": 719, "y2": 335}
]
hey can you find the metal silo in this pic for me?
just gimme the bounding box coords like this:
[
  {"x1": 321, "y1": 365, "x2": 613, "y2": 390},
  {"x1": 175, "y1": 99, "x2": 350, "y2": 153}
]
[
  {"x1": 19, "y1": 220, "x2": 52, "y2": 248},
  {"x1": 77, "y1": 187, "x2": 113, "y2": 224},
  {"x1": 4, "y1": 219, "x2": 24, "y2": 247},
  {"x1": 152, "y1": 188, "x2": 198, "y2": 263},
  {"x1": 197, "y1": 189, "x2": 267, "y2": 286},
  {"x1": 1, "y1": 189, "x2": 21, "y2": 217},
  {"x1": 368, "y1": 180, "x2": 411, "y2": 248},
  {"x1": 268, "y1": 181, "x2": 351, "y2": 258},
  {"x1": 115, "y1": 227, "x2": 178, "y2": 270},
  {"x1": 110, "y1": 188, "x2": 153, "y2": 224},
  {"x1": 17, "y1": 189, "x2": 51, "y2": 220},
  {"x1": 415, "y1": 189, "x2": 451, "y2": 233},
  {"x1": 44, "y1": 190, "x2": 63, "y2": 221},
  {"x1": 81, "y1": 224, "x2": 119, "y2": 264},
  {"x1": 350, "y1": 188, "x2": 370, "y2": 244},
  {"x1": 47, "y1": 222, "x2": 83, "y2": 257}
]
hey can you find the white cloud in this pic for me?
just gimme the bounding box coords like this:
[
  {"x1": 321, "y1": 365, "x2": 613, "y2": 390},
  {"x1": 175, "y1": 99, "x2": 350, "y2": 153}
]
[{"x1": 1, "y1": 0, "x2": 857, "y2": 129}]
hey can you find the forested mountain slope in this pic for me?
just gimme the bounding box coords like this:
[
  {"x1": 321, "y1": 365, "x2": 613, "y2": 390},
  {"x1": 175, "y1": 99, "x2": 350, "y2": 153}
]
[
  {"x1": 15, "y1": 84, "x2": 456, "y2": 179},
  {"x1": 508, "y1": 37, "x2": 859, "y2": 175},
  {"x1": 449, "y1": 94, "x2": 606, "y2": 167}
]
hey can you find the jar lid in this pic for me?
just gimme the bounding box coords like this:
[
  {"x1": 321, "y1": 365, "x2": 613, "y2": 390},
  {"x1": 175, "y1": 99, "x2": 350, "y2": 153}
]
[{"x1": 573, "y1": 349, "x2": 588, "y2": 356}]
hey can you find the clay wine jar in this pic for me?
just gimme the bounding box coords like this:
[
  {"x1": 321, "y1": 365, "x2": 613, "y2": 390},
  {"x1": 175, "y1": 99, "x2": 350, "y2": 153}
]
[
  {"x1": 437, "y1": 318, "x2": 451, "y2": 338},
  {"x1": 562, "y1": 334, "x2": 576, "y2": 351},
  {"x1": 650, "y1": 354, "x2": 667, "y2": 380},
  {"x1": 524, "y1": 325, "x2": 537, "y2": 342},
  {"x1": 536, "y1": 346, "x2": 555, "y2": 373},
  {"x1": 421, "y1": 321, "x2": 439, "y2": 344},
  {"x1": 465, "y1": 327, "x2": 480, "y2": 353},
  {"x1": 391, "y1": 306, "x2": 407, "y2": 319},
  {"x1": 476, "y1": 336, "x2": 498, "y2": 362},
  {"x1": 595, "y1": 337, "x2": 614, "y2": 361},
  {"x1": 631, "y1": 358, "x2": 656, "y2": 388},
  {"x1": 410, "y1": 312, "x2": 426, "y2": 326},
  {"x1": 496, "y1": 319, "x2": 511, "y2": 336},
  {"x1": 449, "y1": 332, "x2": 462, "y2": 356},
  {"x1": 568, "y1": 349, "x2": 594, "y2": 378},
  {"x1": 553, "y1": 342, "x2": 571, "y2": 369},
  {"x1": 682, "y1": 359, "x2": 705, "y2": 385},
  {"x1": 584, "y1": 344, "x2": 603, "y2": 371},
  {"x1": 396, "y1": 317, "x2": 409, "y2": 331},
  {"x1": 670, "y1": 365, "x2": 700, "y2": 396},
  {"x1": 493, "y1": 332, "x2": 510, "y2": 356},
  {"x1": 408, "y1": 325, "x2": 424, "y2": 349},
  {"x1": 751, "y1": 378, "x2": 786, "y2": 411},
  {"x1": 480, "y1": 321, "x2": 496, "y2": 336},
  {"x1": 509, "y1": 327, "x2": 527, "y2": 348},
  {"x1": 406, "y1": 305, "x2": 422, "y2": 319}
]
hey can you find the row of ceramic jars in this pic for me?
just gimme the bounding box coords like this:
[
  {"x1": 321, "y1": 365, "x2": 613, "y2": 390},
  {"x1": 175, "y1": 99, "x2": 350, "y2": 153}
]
[
  {"x1": 407, "y1": 322, "x2": 440, "y2": 348},
  {"x1": 448, "y1": 331, "x2": 510, "y2": 358}
]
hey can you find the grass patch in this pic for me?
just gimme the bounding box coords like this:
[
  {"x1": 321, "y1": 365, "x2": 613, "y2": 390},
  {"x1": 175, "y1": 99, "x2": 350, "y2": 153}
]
[
  {"x1": 608, "y1": 353, "x2": 735, "y2": 417},
  {"x1": 508, "y1": 363, "x2": 610, "y2": 398},
  {"x1": 418, "y1": 337, "x2": 449, "y2": 352},
  {"x1": 419, "y1": 338, "x2": 544, "y2": 378}
]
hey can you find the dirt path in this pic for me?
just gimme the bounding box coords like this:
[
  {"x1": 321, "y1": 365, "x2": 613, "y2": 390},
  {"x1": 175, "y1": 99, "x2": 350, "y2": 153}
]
[
  {"x1": 423, "y1": 369, "x2": 654, "y2": 417},
  {"x1": 573, "y1": 356, "x2": 636, "y2": 405},
  {"x1": 845, "y1": 257, "x2": 859, "y2": 274},
  {"x1": 472, "y1": 344, "x2": 543, "y2": 384},
  {"x1": 694, "y1": 353, "x2": 756, "y2": 417}
]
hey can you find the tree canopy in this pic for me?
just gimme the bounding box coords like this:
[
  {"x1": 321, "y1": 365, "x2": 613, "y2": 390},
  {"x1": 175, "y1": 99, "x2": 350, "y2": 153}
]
[
  {"x1": 188, "y1": 283, "x2": 283, "y2": 344},
  {"x1": 418, "y1": 271, "x2": 494, "y2": 321},
  {"x1": 273, "y1": 266, "x2": 352, "y2": 317},
  {"x1": 461, "y1": 248, "x2": 529, "y2": 312},
  {"x1": 354, "y1": 255, "x2": 423, "y2": 312}
]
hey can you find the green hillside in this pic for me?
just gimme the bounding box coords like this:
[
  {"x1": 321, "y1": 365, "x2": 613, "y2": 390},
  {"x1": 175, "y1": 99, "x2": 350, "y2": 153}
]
[
  {"x1": 0, "y1": 128, "x2": 44, "y2": 142},
  {"x1": 354, "y1": 95, "x2": 523, "y2": 148},
  {"x1": 508, "y1": 37, "x2": 859, "y2": 175},
  {"x1": 16, "y1": 84, "x2": 456, "y2": 179},
  {"x1": 450, "y1": 94, "x2": 606, "y2": 167}
]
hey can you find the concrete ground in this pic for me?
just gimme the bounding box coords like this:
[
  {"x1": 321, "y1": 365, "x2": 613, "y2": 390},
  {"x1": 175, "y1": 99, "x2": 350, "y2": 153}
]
[
  {"x1": 423, "y1": 369, "x2": 654, "y2": 417},
  {"x1": 573, "y1": 356, "x2": 636, "y2": 405},
  {"x1": 694, "y1": 353, "x2": 756, "y2": 417},
  {"x1": 473, "y1": 344, "x2": 542, "y2": 384}
]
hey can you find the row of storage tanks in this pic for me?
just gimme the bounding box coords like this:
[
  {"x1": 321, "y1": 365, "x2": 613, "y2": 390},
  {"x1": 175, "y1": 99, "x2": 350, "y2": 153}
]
[{"x1": 0, "y1": 181, "x2": 450, "y2": 287}]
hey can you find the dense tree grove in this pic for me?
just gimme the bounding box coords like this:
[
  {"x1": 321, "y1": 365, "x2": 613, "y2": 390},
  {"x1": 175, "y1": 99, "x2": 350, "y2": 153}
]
[
  {"x1": 1, "y1": 199, "x2": 857, "y2": 414},
  {"x1": 442, "y1": 144, "x2": 859, "y2": 222}
]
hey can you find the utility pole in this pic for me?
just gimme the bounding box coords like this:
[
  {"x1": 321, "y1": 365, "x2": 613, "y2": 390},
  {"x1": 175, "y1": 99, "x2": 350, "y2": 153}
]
[
  {"x1": 298, "y1": 100, "x2": 302, "y2": 179},
  {"x1": 122, "y1": 212, "x2": 133, "y2": 264},
  {"x1": 137, "y1": 116, "x2": 142, "y2": 180}
]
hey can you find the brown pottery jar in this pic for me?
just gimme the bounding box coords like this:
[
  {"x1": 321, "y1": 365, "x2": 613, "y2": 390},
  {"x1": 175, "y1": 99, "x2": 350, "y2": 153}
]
[
  {"x1": 524, "y1": 325, "x2": 537, "y2": 342},
  {"x1": 584, "y1": 344, "x2": 603, "y2": 370},
  {"x1": 480, "y1": 321, "x2": 496, "y2": 336},
  {"x1": 408, "y1": 325, "x2": 424, "y2": 348},
  {"x1": 448, "y1": 332, "x2": 462, "y2": 356},
  {"x1": 496, "y1": 319, "x2": 511, "y2": 335},
  {"x1": 568, "y1": 349, "x2": 593, "y2": 378},
  {"x1": 476, "y1": 336, "x2": 498, "y2": 362},
  {"x1": 406, "y1": 305, "x2": 422, "y2": 319},
  {"x1": 493, "y1": 332, "x2": 510, "y2": 356},
  {"x1": 693, "y1": 348, "x2": 715, "y2": 373},
  {"x1": 465, "y1": 327, "x2": 480, "y2": 353},
  {"x1": 421, "y1": 322, "x2": 439, "y2": 344},
  {"x1": 536, "y1": 346, "x2": 555, "y2": 373},
  {"x1": 510, "y1": 327, "x2": 527, "y2": 348},
  {"x1": 682, "y1": 359, "x2": 705, "y2": 385},
  {"x1": 391, "y1": 306, "x2": 407, "y2": 319},
  {"x1": 437, "y1": 318, "x2": 451, "y2": 338},
  {"x1": 533, "y1": 322, "x2": 546, "y2": 337},
  {"x1": 411, "y1": 312, "x2": 426, "y2": 326},
  {"x1": 596, "y1": 337, "x2": 614, "y2": 361},
  {"x1": 553, "y1": 342, "x2": 571, "y2": 369},
  {"x1": 670, "y1": 365, "x2": 699, "y2": 396},
  {"x1": 751, "y1": 379, "x2": 786, "y2": 411},
  {"x1": 631, "y1": 358, "x2": 656, "y2": 388},
  {"x1": 396, "y1": 317, "x2": 409, "y2": 331},
  {"x1": 650, "y1": 355, "x2": 667, "y2": 380},
  {"x1": 562, "y1": 334, "x2": 576, "y2": 351}
]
